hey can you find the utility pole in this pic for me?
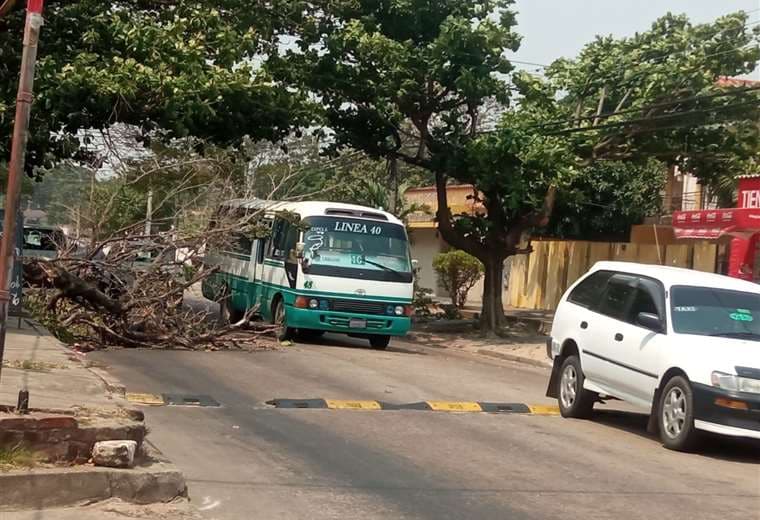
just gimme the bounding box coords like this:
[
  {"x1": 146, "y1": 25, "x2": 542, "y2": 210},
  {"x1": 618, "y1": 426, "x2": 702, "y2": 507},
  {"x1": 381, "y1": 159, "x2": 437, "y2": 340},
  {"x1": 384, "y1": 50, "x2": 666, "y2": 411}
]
[
  {"x1": 0, "y1": 0, "x2": 45, "y2": 384},
  {"x1": 144, "y1": 189, "x2": 153, "y2": 236}
]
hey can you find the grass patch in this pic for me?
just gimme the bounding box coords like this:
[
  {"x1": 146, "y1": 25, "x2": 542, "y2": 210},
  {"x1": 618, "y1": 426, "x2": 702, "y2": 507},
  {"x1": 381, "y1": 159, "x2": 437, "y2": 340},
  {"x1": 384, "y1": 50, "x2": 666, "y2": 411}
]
[
  {"x1": 1, "y1": 360, "x2": 66, "y2": 372},
  {"x1": 0, "y1": 445, "x2": 41, "y2": 470}
]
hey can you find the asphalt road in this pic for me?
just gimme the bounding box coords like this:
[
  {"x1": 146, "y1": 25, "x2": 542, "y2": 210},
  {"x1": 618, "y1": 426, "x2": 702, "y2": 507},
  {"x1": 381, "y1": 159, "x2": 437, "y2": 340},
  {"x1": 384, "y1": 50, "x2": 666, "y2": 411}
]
[{"x1": 90, "y1": 334, "x2": 759, "y2": 520}]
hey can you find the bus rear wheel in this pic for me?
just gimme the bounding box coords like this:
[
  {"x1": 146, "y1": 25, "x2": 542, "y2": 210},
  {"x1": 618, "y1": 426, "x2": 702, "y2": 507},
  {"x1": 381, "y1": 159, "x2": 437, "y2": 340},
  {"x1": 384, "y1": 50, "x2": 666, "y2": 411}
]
[
  {"x1": 369, "y1": 335, "x2": 391, "y2": 350},
  {"x1": 273, "y1": 298, "x2": 295, "y2": 342},
  {"x1": 219, "y1": 288, "x2": 244, "y2": 325}
]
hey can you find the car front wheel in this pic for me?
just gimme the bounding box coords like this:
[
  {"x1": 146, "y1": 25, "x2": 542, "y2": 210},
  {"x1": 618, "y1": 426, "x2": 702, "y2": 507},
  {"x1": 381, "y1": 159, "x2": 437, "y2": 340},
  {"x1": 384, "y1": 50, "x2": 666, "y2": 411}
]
[
  {"x1": 557, "y1": 355, "x2": 596, "y2": 418},
  {"x1": 657, "y1": 376, "x2": 699, "y2": 451}
]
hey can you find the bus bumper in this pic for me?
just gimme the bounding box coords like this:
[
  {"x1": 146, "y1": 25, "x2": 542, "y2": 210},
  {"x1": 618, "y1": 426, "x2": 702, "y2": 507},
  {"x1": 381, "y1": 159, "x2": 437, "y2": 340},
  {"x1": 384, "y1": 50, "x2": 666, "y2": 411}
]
[{"x1": 285, "y1": 307, "x2": 411, "y2": 337}]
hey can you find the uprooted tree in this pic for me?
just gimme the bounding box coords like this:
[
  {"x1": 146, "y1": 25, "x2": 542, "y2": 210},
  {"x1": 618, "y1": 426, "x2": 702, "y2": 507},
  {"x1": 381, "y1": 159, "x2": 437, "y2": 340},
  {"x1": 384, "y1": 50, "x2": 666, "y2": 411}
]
[
  {"x1": 270, "y1": 2, "x2": 760, "y2": 332},
  {"x1": 21, "y1": 144, "x2": 283, "y2": 350}
]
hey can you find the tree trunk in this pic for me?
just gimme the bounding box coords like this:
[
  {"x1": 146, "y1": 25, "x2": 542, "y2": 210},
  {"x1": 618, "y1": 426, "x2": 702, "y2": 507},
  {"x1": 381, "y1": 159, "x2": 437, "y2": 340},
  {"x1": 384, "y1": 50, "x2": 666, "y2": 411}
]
[{"x1": 480, "y1": 255, "x2": 505, "y2": 333}]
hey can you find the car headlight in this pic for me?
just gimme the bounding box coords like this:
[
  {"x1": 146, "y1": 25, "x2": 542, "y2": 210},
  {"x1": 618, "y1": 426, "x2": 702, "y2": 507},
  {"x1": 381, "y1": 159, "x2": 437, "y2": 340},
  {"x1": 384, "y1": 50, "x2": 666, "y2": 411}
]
[{"x1": 711, "y1": 371, "x2": 760, "y2": 394}]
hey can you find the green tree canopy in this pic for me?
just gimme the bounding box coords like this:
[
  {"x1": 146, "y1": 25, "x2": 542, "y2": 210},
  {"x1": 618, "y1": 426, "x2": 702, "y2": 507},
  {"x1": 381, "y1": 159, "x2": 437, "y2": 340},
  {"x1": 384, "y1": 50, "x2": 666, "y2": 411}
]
[
  {"x1": 544, "y1": 160, "x2": 666, "y2": 240},
  {"x1": 0, "y1": 1, "x2": 311, "y2": 175}
]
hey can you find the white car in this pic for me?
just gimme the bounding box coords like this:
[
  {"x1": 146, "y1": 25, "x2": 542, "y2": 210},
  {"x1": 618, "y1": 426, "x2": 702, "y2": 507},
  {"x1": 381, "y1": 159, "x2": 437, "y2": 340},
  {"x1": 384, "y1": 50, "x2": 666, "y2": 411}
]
[{"x1": 546, "y1": 261, "x2": 760, "y2": 451}]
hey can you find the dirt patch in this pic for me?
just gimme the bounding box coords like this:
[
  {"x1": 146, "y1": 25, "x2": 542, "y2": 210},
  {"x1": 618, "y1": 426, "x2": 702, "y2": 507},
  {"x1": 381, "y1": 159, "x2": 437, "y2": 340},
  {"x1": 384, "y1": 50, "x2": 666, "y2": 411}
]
[
  {"x1": 1, "y1": 360, "x2": 68, "y2": 372},
  {"x1": 406, "y1": 327, "x2": 550, "y2": 367}
]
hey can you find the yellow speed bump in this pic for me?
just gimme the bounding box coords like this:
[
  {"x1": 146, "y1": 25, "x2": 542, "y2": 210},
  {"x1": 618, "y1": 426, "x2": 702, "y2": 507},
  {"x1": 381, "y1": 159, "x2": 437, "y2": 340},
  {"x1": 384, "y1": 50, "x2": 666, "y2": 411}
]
[
  {"x1": 527, "y1": 404, "x2": 561, "y2": 415},
  {"x1": 426, "y1": 401, "x2": 483, "y2": 412},
  {"x1": 325, "y1": 399, "x2": 382, "y2": 410},
  {"x1": 126, "y1": 392, "x2": 165, "y2": 406}
]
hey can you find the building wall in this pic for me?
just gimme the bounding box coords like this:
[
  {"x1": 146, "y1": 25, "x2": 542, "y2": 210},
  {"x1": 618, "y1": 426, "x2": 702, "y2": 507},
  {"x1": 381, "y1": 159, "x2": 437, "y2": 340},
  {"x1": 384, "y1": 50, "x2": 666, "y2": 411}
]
[{"x1": 408, "y1": 228, "x2": 444, "y2": 297}]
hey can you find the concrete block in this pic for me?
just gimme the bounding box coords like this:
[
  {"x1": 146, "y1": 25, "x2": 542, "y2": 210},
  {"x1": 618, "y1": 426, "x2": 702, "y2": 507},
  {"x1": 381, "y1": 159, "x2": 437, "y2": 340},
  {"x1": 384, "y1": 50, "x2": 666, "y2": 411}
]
[
  {"x1": 109, "y1": 467, "x2": 188, "y2": 504},
  {"x1": 93, "y1": 440, "x2": 137, "y2": 468},
  {"x1": 0, "y1": 416, "x2": 38, "y2": 430}
]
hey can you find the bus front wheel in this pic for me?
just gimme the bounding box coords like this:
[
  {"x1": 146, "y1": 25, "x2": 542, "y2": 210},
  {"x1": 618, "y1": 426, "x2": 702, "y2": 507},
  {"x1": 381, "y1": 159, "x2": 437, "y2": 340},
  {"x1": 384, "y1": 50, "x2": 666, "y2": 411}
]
[
  {"x1": 369, "y1": 335, "x2": 391, "y2": 350},
  {"x1": 273, "y1": 298, "x2": 295, "y2": 342}
]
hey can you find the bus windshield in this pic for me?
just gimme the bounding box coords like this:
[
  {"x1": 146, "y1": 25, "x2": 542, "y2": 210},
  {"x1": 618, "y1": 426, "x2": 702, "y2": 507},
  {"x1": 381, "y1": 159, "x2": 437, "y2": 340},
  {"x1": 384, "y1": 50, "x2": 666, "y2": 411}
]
[{"x1": 302, "y1": 216, "x2": 412, "y2": 283}]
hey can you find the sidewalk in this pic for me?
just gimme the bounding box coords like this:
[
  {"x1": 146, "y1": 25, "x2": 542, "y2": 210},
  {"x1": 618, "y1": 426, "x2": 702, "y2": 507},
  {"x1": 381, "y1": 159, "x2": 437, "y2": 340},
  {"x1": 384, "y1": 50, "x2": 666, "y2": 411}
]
[
  {"x1": 409, "y1": 315, "x2": 552, "y2": 369},
  {"x1": 0, "y1": 319, "x2": 120, "y2": 411},
  {"x1": 433, "y1": 298, "x2": 554, "y2": 333},
  {"x1": 0, "y1": 319, "x2": 192, "y2": 516},
  {"x1": 2, "y1": 498, "x2": 202, "y2": 519}
]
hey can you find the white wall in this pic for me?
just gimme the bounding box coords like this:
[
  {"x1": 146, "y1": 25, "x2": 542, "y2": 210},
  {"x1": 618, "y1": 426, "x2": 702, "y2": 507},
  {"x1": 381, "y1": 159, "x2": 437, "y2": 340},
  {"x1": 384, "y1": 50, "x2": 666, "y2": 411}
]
[{"x1": 409, "y1": 228, "x2": 443, "y2": 297}]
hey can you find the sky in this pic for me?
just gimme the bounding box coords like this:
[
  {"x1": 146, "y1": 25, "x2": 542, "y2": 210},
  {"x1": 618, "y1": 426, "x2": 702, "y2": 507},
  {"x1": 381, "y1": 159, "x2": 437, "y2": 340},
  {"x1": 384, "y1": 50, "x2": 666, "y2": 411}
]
[{"x1": 509, "y1": 0, "x2": 760, "y2": 79}]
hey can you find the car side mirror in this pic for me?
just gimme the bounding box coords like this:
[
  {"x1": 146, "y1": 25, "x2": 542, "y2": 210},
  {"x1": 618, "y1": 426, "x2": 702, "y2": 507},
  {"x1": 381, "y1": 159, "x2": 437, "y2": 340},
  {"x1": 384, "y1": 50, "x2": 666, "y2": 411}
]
[
  {"x1": 295, "y1": 242, "x2": 305, "y2": 259},
  {"x1": 636, "y1": 312, "x2": 663, "y2": 332}
]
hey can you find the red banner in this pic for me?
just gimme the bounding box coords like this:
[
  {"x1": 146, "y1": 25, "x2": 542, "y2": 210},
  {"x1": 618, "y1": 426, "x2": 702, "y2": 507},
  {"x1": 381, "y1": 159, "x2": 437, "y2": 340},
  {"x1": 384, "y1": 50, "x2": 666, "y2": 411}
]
[
  {"x1": 739, "y1": 177, "x2": 760, "y2": 209},
  {"x1": 672, "y1": 208, "x2": 760, "y2": 239}
]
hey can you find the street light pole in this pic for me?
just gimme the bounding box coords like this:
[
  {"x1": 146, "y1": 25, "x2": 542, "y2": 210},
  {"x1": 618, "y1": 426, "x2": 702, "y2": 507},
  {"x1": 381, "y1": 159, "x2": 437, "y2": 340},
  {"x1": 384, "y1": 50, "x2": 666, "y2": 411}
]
[{"x1": 0, "y1": 0, "x2": 45, "y2": 385}]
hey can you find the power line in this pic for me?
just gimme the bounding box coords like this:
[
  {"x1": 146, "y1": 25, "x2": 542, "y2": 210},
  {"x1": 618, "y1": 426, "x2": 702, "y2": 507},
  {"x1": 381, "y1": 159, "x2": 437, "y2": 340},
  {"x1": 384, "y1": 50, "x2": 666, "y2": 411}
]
[
  {"x1": 532, "y1": 84, "x2": 760, "y2": 131},
  {"x1": 544, "y1": 99, "x2": 759, "y2": 136}
]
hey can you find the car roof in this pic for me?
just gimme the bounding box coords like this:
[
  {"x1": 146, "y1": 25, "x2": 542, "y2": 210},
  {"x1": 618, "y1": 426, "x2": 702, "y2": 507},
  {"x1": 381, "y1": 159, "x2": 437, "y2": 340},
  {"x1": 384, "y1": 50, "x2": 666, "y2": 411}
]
[{"x1": 590, "y1": 261, "x2": 760, "y2": 294}]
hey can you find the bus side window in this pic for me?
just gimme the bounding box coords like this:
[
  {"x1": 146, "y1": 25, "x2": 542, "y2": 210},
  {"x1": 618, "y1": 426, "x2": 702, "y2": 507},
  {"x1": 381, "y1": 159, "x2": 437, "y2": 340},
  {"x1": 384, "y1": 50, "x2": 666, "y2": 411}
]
[
  {"x1": 268, "y1": 219, "x2": 286, "y2": 259},
  {"x1": 231, "y1": 232, "x2": 252, "y2": 258},
  {"x1": 257, "y1": 239, "x2": 266, "y2": 264}
]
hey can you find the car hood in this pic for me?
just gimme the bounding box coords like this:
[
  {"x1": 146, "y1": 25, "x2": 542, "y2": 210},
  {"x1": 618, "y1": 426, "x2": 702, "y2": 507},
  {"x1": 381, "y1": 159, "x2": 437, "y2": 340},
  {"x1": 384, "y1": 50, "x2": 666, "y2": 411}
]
[{"x1": 676, "y1": 333, "x2": 760, "y2": 376}]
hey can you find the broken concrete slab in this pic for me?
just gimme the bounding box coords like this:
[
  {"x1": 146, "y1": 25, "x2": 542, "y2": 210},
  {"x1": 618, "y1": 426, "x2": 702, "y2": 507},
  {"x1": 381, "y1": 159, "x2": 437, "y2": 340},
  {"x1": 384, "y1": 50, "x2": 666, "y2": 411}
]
[{"x1": 93, "y1": 440, "x2": 137, "y2": 468}]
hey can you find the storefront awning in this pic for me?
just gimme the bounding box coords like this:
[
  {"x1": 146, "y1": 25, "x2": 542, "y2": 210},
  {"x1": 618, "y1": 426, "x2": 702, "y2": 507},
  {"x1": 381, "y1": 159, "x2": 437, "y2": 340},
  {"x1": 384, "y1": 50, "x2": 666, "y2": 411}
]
[{"x1": 672, "y1": 208, "x2": 760, "y2": 239}]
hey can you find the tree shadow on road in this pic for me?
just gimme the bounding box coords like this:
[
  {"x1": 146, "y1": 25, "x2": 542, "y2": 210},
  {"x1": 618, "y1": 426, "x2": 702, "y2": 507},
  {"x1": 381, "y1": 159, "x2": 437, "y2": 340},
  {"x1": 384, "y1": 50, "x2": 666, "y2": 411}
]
[
  {"x1": 592, "y1": 409, "x2": 760, "y2": 464},
  {"x1": 296, "y1": 335, "x2": 428, "y2": 356}
]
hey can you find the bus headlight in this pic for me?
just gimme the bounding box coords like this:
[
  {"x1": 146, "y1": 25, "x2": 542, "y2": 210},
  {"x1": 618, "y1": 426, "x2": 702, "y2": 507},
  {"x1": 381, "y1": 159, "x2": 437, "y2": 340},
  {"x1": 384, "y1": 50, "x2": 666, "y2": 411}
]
[
  {"x1": 394, "y1": 305, "x2": 405, "y2": 316},
  {"x1": 309, "y1": 299, "x2": 319, "y2": 309}
]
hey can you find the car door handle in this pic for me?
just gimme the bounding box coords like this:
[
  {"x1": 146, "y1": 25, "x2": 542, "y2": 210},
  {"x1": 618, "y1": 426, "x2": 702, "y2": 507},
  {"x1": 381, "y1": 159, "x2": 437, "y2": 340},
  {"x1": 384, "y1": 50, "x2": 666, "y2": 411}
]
[
  {"x1": 580, "y1": 321, "x2": 588, "y2": 329},
  {"x1": 614, "y1": 333, "x2": 624, "y2": 342}
]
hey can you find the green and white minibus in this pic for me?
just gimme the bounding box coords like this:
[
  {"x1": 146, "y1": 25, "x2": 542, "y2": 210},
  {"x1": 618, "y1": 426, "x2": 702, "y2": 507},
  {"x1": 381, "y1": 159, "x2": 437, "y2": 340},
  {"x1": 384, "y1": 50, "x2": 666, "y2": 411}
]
[{"x1": 202, "y1": 199, "x2": 414, "y2": 349}]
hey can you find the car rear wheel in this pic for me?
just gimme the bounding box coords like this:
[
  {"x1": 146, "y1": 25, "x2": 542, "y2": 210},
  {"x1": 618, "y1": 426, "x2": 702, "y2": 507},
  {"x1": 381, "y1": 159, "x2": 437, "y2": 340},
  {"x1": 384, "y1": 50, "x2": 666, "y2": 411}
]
[
  {"x1": 658, "y1": 376, "x2": 700, "y2": 451},
  {"x1": 369, "y1": 335, "x2": 391, "y2": 350},
  {"x1": 558, "y1": 355, "x2": 596, "y2": 418}
]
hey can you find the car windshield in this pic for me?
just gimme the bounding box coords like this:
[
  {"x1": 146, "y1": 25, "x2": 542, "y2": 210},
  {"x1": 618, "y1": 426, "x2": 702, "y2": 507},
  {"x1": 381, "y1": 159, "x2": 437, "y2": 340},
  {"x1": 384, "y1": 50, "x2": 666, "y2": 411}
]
[
  {"x1": 302, "y1": 216, "x2": 412, "y2": 282},
  {"x1": 671, "y1": 285, "x2": 760, "y2": 340},
  {"x1": 23, "y1": 228, "x2": 65, "y2": 251}
]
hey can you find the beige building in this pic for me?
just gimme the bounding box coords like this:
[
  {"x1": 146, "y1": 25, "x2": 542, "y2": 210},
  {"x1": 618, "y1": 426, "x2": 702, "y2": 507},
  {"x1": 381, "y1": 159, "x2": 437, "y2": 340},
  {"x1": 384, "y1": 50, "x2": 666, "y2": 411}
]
[{"x1": 405, "y1": 185, "x2": 485, "y2": 302}]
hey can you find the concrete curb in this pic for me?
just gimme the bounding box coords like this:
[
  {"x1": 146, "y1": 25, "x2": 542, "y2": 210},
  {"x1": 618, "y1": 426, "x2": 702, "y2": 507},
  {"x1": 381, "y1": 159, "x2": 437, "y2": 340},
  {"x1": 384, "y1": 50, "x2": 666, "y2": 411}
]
[
  {"x1": 0, "y1": 462, "x2": 187, "y2": 511},
  {"x1": 475, "y1": 348, "x2": 552, "y2": 369},
  {"x1": 86, "y1": 366, "x2": 127, "y2": 397}
]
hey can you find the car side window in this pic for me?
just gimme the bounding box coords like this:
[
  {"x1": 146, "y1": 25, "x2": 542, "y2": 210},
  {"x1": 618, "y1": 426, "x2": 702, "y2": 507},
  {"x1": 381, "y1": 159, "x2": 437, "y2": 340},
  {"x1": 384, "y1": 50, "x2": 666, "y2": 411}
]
[
  {"x1": 567, "y1": 270, "x2": 614, "y2": 308},
  {"x1": 597, "y1": 274, "x2": 638, "y2": 321},
  {"x1": 628, "y1": 285, "x2": 658, "y2": 320}
]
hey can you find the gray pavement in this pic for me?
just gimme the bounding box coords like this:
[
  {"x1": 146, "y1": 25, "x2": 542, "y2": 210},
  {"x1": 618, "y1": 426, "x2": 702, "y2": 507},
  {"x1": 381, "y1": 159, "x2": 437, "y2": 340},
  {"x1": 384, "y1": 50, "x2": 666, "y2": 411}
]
[
  {"x1": 89, "y1": 334, "x2": 760, "y2": 520},
  {"x1": 0, "y1": 319, "x2": 119, "y2": 411}
]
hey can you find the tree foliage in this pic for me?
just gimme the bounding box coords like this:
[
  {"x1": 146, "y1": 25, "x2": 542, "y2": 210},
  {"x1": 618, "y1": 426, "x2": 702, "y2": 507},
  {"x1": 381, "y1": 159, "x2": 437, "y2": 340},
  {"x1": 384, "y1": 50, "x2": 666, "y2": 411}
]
[
  {"x1": 545, "y1": 160, "x2": 667, "y2": 240},
  {"x1": 433, "y1": 250, "x2": 484, "y2": 309},
  {"x1": 0, "y1": 0, "x2": 310, "y2": 175}
]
